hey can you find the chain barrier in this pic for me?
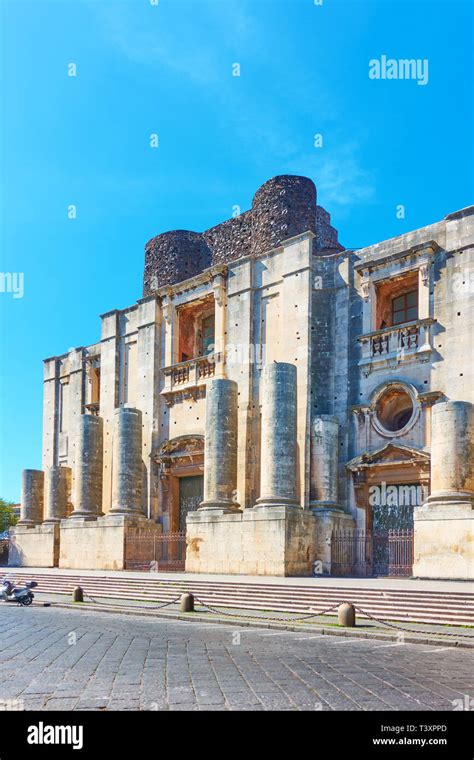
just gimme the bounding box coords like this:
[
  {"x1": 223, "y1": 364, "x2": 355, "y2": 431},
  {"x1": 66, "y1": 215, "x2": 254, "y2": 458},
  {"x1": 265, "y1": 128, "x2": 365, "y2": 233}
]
[
  {"x1": 347, "y1": 603, "x2": 474, "y2": 639},
  {"x1": 192, "y1": 595, "x2": 343, "y2": 622},
  {"x1": 83, "y1": 591, "x2": 183, "y2": 611},
  {"x1": 74, "y1": 590, "x2": 473, "y2": 640}
]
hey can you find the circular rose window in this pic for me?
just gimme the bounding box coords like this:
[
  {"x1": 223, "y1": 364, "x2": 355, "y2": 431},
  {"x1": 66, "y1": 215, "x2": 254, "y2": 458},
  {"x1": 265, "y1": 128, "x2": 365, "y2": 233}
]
[{"x1": 375, "y1": 387, "x2": 415, "y2": 434}]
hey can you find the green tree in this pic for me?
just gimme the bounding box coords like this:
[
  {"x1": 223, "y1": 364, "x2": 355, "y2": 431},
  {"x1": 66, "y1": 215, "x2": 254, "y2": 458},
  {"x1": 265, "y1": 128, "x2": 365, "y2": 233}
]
[{"x1": 0, "y1": 498, "x2": 18, "y2": 533}]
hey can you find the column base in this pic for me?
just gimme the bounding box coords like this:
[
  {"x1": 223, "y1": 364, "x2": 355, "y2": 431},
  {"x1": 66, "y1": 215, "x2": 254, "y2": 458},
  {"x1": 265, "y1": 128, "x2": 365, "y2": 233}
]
[
  {"x1": 108, "y1": 508, "x2": 145, "y2": 517},
  {"x1": 198, "y1": 499, "x2": 241, "y2": 514},
  {"x1": 309, "y1": 500, "x2": 341, "y2": 512},
  {"x1": 68, "y1": 511, "x2": 103, "y2": 521},
  {"x1": 425, "y1": 491, "x2": 474, "y2": 507},
  {"x1": 254, "y1": 497, "x2": 299, "y2": 509}
]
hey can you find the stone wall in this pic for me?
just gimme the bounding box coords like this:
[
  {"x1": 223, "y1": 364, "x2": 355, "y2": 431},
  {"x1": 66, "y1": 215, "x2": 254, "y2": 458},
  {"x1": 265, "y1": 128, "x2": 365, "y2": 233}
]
[
  {"x1": 143, "y1": 231, "x2": 212, "y2": 294},
  {"x1": 9, "y1": 524, "x2": 59, "y2": 568},
  {"x1": 186, "y1": 506, "x2": 319, "y2": 576},
  {"x1": 143, "y1": 175, "x2": 343, "y2": 296}
]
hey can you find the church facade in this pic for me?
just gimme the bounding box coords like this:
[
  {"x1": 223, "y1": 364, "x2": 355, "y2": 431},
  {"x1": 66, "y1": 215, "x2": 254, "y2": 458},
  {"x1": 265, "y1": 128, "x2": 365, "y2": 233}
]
[{"x1": 10, "y1": 176, "x2": 474, "y2": 579}]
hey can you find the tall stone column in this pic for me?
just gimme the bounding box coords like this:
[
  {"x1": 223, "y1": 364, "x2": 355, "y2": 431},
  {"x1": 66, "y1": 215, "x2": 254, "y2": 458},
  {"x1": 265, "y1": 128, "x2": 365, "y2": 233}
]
[
  {"x1": 199, "y1": 378, "x2": 240, "y2": 512},
  {"x1": 18, "y1": 469, "x2": 44, "y2": 525},
  {"x1": 310, "y1": 415, "x2": 340, "y2": 510},
  {"x1": 44, "y1": 465, "x2": 72, "y2": 523},
  {"x1": 70, "y1": 415, "x2": 104, "y2": 519},
  {"x1": 110, "y1": 407, "x2": 143, "y2": 515},
  {"x1": 413, "y1": 400, "x2": 474, "y2": 579},
  {"x1": 427, "y1": 401, "x2": 474, "y2": 504},
  {"x1": 255, "y1": 362, "x2": 299, "y2": 508}
]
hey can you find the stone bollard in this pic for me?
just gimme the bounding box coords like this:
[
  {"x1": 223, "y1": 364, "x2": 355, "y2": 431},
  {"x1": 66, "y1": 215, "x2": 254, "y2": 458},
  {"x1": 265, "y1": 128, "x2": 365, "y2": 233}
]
[
  {"x1": 72, "y1": 586, "x2": 84, "y2": 603},
  {"x1": 338, "y1": 602, "x2": 356, "y2": 627},
  {"x1": 180, "y1": 593, "x2": 194, "y2": 613}
]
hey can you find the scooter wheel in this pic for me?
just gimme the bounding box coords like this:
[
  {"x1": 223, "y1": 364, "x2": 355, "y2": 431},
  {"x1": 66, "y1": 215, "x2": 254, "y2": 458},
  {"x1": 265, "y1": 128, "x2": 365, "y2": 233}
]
[{"x1": 20, "y1": 596, "x2": 33, "y2": 606}]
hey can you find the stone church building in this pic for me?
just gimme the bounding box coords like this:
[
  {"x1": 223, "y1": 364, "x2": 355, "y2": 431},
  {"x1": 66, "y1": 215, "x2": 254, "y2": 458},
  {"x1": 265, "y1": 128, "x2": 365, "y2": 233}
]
[{"x1": 11, "y1": 176, "x2": 474, "y2": 579}]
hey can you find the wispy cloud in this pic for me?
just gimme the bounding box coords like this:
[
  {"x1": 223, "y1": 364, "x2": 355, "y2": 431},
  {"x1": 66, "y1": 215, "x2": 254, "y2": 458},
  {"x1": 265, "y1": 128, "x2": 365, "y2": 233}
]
[
  {"x1": 285, "y1": 148, "x2": 376, "y2": 210},
  {"x1": 85, "y1": 0, "x2": 376, "y2": 211},
  {"x1": 86, "y1": 0, "x2": 258, "y2": 85}
]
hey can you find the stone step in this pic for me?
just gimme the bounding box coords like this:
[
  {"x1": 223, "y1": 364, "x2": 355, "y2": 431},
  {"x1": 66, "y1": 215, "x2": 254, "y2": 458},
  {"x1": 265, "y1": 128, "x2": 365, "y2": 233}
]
[{"x1": 4, "y1": 571, "x2": 473, "y2": 626}]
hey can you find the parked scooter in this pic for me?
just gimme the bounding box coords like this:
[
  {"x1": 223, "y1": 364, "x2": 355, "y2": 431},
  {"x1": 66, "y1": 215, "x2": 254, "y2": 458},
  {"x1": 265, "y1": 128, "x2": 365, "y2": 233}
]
[{"x1": 0, "y1": 579, "x2": 38, "y2": 606}]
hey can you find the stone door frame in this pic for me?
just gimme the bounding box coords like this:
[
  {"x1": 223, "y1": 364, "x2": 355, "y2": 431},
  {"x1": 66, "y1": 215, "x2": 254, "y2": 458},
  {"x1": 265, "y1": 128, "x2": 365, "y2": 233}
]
[
  {"x1": 153, "y1": 435, "x2": 204, "y2": 532},
  {"x1": 347, "y1": 443, "x2": 430, "y2": 533}
]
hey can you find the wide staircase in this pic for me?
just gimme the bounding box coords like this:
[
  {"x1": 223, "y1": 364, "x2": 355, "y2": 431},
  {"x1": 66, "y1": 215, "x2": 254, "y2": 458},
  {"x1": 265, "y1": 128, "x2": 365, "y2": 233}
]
[{"x1": 4, "y1": 570, "x2": 474, "y2": 627}]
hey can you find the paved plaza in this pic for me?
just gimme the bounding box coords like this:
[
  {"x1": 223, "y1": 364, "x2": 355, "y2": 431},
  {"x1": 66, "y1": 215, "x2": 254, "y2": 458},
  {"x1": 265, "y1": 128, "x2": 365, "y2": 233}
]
[{"x1": 0, "y1": 606, "x2": 472, "y2": 711}]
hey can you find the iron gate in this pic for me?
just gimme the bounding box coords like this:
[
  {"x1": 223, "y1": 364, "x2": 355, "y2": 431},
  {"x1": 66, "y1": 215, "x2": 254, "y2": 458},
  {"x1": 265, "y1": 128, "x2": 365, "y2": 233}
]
[
  {"x1": 124, "y1": 531, "x2": 186, "y2": 572},
  {"x1": 331, "y1": 529, "x2": 413, "y2": 577}
]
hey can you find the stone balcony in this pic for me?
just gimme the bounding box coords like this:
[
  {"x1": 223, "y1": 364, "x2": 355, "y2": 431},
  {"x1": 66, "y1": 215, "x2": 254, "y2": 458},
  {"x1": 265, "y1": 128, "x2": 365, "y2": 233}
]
[
  {"x1": 161, "y1": 353, "x2": 223, "y2": 405},
  {"x1": 357, "y1": 318, "x2": 435, "y2": 375}
]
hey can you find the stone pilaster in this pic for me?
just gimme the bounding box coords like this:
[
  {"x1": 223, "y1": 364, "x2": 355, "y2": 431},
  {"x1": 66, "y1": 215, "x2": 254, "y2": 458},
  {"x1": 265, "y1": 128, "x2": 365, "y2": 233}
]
[
  {"x1": 310, "y1": 415, "x2": 340, "y2": 510},
  {"x1": 110, "y1": 407, "x2": 143, "y2": 515},
  {"x1": 44, "y1": 465, "x2": 72, "y2": 523},
  {"x1": 255, "y1": 362, "x2": 299, "y2": 508},
  {"x1": 199, "y1": 378, "x2": 240, "y2": 512},
  {"x1": 70, "y1": 415, "x2": 104, "y2": 519},
  {"x1": 18, "y1": 469, "x2": 44, "y2": 526}
]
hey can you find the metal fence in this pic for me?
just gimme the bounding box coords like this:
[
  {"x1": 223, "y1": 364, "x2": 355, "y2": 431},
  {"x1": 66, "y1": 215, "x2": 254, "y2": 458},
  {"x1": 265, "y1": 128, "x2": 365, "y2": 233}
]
[
  {"x1": 331, "y1": 529, "x2": 413, "y2": 577},
  {"x1": 124, "y1": 531, "x2": 186, "y2": 572}
]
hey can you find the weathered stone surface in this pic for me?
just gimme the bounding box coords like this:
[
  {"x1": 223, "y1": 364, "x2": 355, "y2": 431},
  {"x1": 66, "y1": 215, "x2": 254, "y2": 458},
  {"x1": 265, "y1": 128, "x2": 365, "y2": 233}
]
[
  {"x1": 70, "y1": 415, "x2": 103, "y2": 519},
  {"x1": 59, "y1": 514, "x2": 154, "y2": 570},
  {"x1": 44, "y1": 465, "x2": 71, "y2": 523},
  {"x1": 428, "y1": 401, "x2": 474, "y2": 501},
  {"x1": 8, "y1": 523, "x2": 59, "y2": 567},
  {"x1": 24, "y1": 175, "x2": 474, "y2": 578},
  {"x1": 310, "y1": 415, "x2": 340, "y2": 510},
  {"x1": 256, "y1": 362, "x2": 298, "y2": 508},
  {"x1": 199, "y1": 378, "x2": 240, "y2": 512},
  {"x1": 186, "y1": 506, "x2": 318, "y2": 576},
  {"x1": 143, "y1": 175, "x2": 343, "y2": 295},
  {"x1": 18, "y1": 469, "x2": 44, "y2": 526},
  {"x1": 110, "y1": 407, "x2": 143, "y2": 515},
  {"x1": 143, "y1": 230, "x2": 212, "y2": 294},
  {"x1": 413, "y1": 401, "x2": 474, "y2": 579}
]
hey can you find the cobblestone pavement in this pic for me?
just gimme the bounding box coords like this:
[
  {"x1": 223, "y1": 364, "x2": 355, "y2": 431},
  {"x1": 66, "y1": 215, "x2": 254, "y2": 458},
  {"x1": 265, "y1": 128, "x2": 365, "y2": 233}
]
[{"x1": 0, "y1": 607, "x2": 472, "y2": 711}]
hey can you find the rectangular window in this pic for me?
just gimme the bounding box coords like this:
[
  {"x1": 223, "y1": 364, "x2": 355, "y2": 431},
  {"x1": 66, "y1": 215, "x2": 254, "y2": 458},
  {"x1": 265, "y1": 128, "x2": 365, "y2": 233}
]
[
  {"x1": 392, "y1": 290, "x2": 418, "y2": 325},
  {"x1": 59, "y1": 380, "x2": 69, "y2": 433},
  {"x1": 201, "y1": 313, "x2": 215, "y2": 356}
]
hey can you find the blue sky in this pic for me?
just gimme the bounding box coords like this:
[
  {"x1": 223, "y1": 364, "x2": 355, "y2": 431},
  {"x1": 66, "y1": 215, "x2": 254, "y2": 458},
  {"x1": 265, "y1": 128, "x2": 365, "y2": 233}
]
[{"x1": 0, "y1": 0, "x2": 472, "y2": 501}]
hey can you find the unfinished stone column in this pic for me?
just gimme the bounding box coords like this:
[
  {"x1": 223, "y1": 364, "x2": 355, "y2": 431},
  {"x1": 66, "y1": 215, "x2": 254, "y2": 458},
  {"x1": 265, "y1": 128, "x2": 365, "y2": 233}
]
[
  {"x1": 70, "y1": 415, "x2": 104, "y2": 519},
  {"x1": 44, "y1": 466, "x2": 72, "y2": 523},
  {"x1": 256, "y1": 362, "x2": 299, "y2": 508},
  {"x1": 310, "y1": 415, "x2": 340, "y2": 510},
  {"x1": 18, "y1": 469, "x2": 44, "y2": 525},
  {"x1": 428, "y1": 401, "x2": 474, "y2": 504},
  {"x1": 199, "y1": 378, "x2": 240, "y2": 512},
  {"x1": 413, "y1": 400, "x2": 474, "y2": 579},
  {"x1": 110, "y1": 407, "x2": 143, "y2": 515}
]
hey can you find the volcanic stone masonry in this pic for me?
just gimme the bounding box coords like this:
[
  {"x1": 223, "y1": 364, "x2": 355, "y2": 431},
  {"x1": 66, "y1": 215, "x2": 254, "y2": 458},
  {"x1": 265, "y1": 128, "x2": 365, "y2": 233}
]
[{"x1": 143, "y1": 175, "x2": 342, "y2": 294}]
